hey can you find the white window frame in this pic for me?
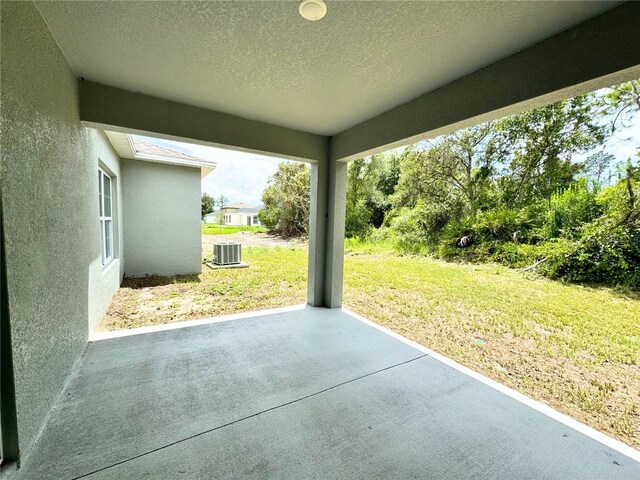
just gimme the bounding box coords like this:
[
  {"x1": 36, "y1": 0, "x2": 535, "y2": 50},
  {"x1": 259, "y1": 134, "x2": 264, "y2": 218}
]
[
  {"x1": 99, "y1": 168, "x2": 114, "y2": 266},
  {"x1": 253, "y1": 215, "x2": 259, "y2": 225}
]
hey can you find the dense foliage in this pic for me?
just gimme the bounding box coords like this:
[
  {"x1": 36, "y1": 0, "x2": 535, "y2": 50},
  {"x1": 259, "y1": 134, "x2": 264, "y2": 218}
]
[
  {"x1": 201, "y1": 193, "x2": 215, "y2": 217},
  {"x1": 345, "y1": 80, "x2": 640, "y2": 288},
  {"x1": 259, "y1": 162, "x2": 310, "y2": 237}
]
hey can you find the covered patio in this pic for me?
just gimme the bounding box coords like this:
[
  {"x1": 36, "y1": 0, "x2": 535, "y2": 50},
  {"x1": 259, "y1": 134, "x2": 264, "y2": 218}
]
[
  {"x1": 2, "y1": 1, "x2": 640, "y2": 478},
  {"x1": 15, "y1": 307, "x2": 640, "y2": 479}
]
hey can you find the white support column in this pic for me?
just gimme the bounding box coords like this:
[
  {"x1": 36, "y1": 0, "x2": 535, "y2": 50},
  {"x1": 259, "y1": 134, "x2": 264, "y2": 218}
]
[{"x1": 307, "y1": 158, "x2": 347, "y2": 308}]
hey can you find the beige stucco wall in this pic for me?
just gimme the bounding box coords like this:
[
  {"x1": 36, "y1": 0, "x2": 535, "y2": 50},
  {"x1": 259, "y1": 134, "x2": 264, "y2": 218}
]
[
  {"x1": 1, "y1": 1, "x2": 123, "y2": 458},
  {"x1": 224, "y1": 212, "x2": 260, "y2": 226},
  {"x1": 121, "y1": 159, "x2": 202, "y2": 277}
]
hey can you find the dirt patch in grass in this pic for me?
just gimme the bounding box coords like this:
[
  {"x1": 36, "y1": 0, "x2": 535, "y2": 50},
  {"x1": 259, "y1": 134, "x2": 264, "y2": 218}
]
[
  {"x1": 202, "y1": 232, "x2": 306, "y2": 250},
  {"x1": 99, "y1": 245, "x2": 308, "y2": 332}
]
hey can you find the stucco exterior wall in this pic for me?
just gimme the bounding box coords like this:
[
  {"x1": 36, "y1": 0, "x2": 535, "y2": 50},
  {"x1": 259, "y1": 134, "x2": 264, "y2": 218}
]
[
  {"x1": 87, "y1": 149, "x2": 124, "y2": 331},
  {"x1": 122, "y1": 159, "x2": 202, "y2": 277},
  {"x1": 0, "y1": 1, "x2": 123, "y2": 458}
]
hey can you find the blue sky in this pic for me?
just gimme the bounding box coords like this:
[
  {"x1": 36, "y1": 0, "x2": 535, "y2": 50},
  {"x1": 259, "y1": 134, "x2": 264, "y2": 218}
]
[
  {"x1": 573, "y1": 110, "x2": 639, "y2": 175},
  {"x1": 144, "y1": 109, "x2": 638, "y2": 207},
  {"x1": 599, "y1": 113, "x2": 639, "y2": 160}
]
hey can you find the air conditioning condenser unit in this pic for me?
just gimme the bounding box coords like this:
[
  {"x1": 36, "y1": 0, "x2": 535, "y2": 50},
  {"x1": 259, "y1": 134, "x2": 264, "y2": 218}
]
[{"x1": 214, "y1": 243, "x2": 242, "y2": 266}]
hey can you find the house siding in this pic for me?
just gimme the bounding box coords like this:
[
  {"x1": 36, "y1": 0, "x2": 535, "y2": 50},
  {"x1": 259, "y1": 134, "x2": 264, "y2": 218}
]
[
  {"x1": 121, "y1": 159, "x2": 202, "y2": 277},
  {"x1": 221, "y1": 211, "x2": 261, "y2": 226},
  {"x1": 0, "y1": 0, "x2": 124, "y2": 460},
  {"x1": 227, "y1": 213, "x2": 260, "y2": 226}
]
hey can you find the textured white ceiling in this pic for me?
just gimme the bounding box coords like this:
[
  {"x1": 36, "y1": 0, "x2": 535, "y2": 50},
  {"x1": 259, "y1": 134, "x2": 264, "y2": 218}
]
[{"x1": 36, "y1": 1, "x2": 616, "y2": 136}]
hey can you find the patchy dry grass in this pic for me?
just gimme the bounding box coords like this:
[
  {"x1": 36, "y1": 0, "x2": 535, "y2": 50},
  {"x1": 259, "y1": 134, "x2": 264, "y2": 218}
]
[
  {"x1": 100, "y1": 246, "x2": 307, "y2": 331},
  {"x1": 100, "y1": 243, "x2": 640, "y2": 449}
]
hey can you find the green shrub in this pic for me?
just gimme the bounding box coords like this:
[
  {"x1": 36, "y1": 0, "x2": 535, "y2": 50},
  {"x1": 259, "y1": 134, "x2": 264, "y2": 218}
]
[
  {"x1": 529, "y1": 239, "x2": 577, "y2": 278},
  {"x1": 390, "y1": 202, "x2": 450, "y2": 253},
  {"x1": 368, "y1": 226, "x2": 395, "y2": 245},
  {"x1": 438, "y1": 215, "x2": 475, "y2": 248},
  {"x1": 542, "y1": 179, "x2": 600, "y2": 239},
  {"x1": 475, "y1": 208, "x2": 532, "y2": 242},
  {"x1": 546, "y1": 176, "x2": 640, "y2": 287},
  {"x1": 556, "y1": 218, "x2": 640, "y2": 287},
  {"x1": 345, "y1": 200, "x2": 372, "y2": 238},
  {"x1": 390, "y1": 209, "x2": 424, "y2": 254},
  {"x1": 597, "y1": 178, "x2": 640, "y2": 220}
]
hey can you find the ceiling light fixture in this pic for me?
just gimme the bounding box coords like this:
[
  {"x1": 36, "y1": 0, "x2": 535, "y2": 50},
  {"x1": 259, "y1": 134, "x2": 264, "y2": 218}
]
[{"x1": 298, "y1": 0, "x2": 327, "y2": 21}]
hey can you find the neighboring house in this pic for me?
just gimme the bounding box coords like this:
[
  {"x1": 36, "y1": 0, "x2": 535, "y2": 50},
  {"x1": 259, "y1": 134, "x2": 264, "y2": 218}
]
[
  {"x1": 103, "y1": 132, "x2": 216, "y2": 280},
  {"x1": 221, "y1": 204, "x2": 262, "y2": 226}
]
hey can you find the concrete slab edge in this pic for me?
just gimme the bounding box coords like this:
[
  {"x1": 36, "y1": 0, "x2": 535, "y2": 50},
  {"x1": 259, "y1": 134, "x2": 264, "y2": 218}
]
[
  {"x1": 342, "y1": 307, "x2": 640, "y2": 464},
  {"x1": 89, "y1": 304, "x2": 307, "y2": 341}
]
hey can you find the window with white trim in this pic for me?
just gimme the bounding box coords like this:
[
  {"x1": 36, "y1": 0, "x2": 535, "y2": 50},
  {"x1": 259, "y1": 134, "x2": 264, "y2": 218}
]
[
  {"x1": 253, "y1": 215, "x2": 259, "y2": 225},
  {"x1": 98, "y1": 169, "x2": 114, "y2": 265}
]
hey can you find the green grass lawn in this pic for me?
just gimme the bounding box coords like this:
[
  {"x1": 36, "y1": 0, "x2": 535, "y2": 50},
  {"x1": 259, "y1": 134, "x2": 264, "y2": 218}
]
[
  {"x1": 102, "y1": 244, "x2": 640, "y2": 448},
  {"x1": 202, "y1": 224, "x2": 268, "y2": 235}
]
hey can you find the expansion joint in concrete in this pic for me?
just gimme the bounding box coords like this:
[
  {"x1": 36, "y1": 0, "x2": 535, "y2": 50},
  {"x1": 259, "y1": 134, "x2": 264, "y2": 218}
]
[{"x1": 71, "y1": 354, "x2": 429, "y2": 479}]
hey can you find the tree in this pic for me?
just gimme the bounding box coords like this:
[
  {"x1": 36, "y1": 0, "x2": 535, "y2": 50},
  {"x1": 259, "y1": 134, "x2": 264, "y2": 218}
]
[
  {"x1": 259, "y1": 162, "x2": 310, "y2": 237},
  {"x1": 215, "y1": 195, "x2": 230, "y2": 224},
  {"x1": 345, "y1": 158, "x2": 371, "y2": 237},
  {"x1": 391, "y1": 125, "x2": 501, "y2": 219},
  {"x1": 366, "y1": 153, "x2": 401, "y2": 228},
  {"x1": 201, "y1": 193, "x2": 215, "y2": 218},
  {"x1": 335, "y1": 79, "x2": 640, "y2": 286},
  {"x1": 216, "y1": 195, "x2": 229, "y2": 209},
  {"x1": 601, "y1": 79, "x2": 640, "y2": 162},
  {"x1": 345, "y1": 153, "x2": 402, "y2": 237},
  {"x1": 584, "y1": 151, "x2": 617, "y2": 190},
  {"x1": 601, "y1": 79, "x2": 640, "y2": 133},
  {"x1": 496, "y1": 94, "x2": 605, "y2": 206}
]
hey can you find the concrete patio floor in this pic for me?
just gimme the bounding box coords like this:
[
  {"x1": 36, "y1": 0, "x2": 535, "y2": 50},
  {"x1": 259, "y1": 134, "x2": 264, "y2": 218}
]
[{"x1": 17, "y1": 307, "x2": 640, "y2": 479}]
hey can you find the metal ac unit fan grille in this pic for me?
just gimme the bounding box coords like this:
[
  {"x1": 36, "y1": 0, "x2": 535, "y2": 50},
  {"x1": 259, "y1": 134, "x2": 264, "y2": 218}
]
[{"x1": 214, "y1": 243, "x2": 241, "y2": 265}]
